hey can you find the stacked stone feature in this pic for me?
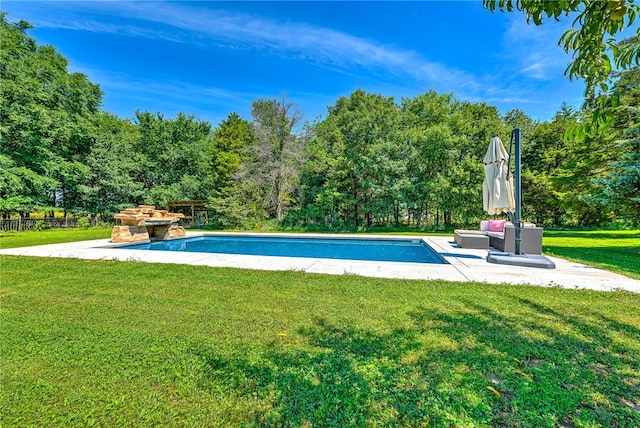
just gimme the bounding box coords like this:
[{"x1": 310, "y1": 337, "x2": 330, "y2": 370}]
[{"x1": 111, "y1": 205, "x2": 186, "y2": 243}]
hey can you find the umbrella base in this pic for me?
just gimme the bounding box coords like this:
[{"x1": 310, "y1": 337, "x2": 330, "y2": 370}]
[{"x1": 487, "y1": 251, "x2": 556, "y2": 269}]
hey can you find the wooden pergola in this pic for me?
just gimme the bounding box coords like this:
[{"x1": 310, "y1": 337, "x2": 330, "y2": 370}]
[{"x1": 166, "y1": 200, "x2": 208, "y2": 225}]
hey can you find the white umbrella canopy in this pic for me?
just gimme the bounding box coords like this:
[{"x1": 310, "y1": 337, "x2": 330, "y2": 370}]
[{"x1": 483, "y1": 135, "x2": 515, "y2": 215}]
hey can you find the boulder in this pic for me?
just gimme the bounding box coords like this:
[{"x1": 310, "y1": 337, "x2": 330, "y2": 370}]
[
  {"x1": 111, "y1": 225, "x2": 150, "y2": 243},
  {"x1": 114, "y1": 213, "x2": 146, "y2": 226},
  {"x1": 139, "y1": 205, "x2": 156, "y2": 215},
  {"x1": 152, "y1": 224, "x2": 186, "y2": 240}
]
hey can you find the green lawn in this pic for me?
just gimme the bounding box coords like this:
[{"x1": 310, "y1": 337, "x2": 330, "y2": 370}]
[
  {"x1": 0, "y1": 227, "x2": 112, "y2": 249},
  {"x1": 1, "y1": 228, "x2": 639, "y2": 425},
  {"x1": 1, "y1": 255, "x2": 639, "y2": 426},
  {"x1": 542, "y1": 230, "x2": 640, "y2": 280}
]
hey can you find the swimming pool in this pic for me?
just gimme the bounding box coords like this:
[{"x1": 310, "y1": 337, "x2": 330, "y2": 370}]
[{"x1": 120, "y1": 235, "x2": 447, "y2": 264}]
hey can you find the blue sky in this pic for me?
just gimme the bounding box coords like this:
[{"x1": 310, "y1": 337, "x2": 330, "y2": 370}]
[{"x1": 4, "y1": 1, "x2": 621, "y2": 126}]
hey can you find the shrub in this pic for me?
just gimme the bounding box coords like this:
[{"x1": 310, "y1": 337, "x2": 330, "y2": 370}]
[{"x1": 76, "y1": 217, "x2": 90, "y2": 229}]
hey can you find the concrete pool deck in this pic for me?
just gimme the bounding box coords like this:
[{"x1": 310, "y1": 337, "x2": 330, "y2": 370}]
[{"x1": 2, "y1": 232, "x2": 639, "y2": 293}]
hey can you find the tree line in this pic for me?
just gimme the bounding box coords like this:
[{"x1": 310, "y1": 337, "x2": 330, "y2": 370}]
[{"x1": 1, "y1": 15, "x2": 638, "y2": 228}]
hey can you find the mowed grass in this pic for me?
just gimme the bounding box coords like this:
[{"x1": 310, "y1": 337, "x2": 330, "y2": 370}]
[
  {"x1": 542, "y1": 230, "x2": 640, "y2": 280},
  {"x1": 0, "y1": 227, "x2": 112, "y2": 249},
  {"x1": 2, "y1": 255, "x2": 640, "y2": 427}
]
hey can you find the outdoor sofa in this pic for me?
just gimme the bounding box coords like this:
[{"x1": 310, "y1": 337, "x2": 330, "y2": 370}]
[{"x1": 454, "y1": 220, "x2": 543, "y2": 254}]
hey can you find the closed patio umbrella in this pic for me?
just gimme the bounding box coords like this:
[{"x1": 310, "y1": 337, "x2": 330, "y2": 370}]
[
  {"x1": 485, "y1": 129, "x2": 555, "y2": 269},
  {"x1": 483, "y1": 135, "x2": 515, "y2": 215}
]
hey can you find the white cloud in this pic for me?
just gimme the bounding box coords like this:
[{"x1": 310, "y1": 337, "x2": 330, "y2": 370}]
[
  {"x1": 503, "y1": 15, "x2": 572, "y2": 80},
  {"x1": 154, "y1": 2, "x2": 596, "y2": 118},
  {"x1": 5, "y1": 0, "x2": 586, "y2": 121},
  {"x1": 13, "y1": 1, "x2": 478, "y2": 90}
]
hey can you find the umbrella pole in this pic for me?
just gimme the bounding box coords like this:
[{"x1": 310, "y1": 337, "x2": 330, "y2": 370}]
[
  {"x1": 513, "y1": 128, "x2": 522, "y2": 255},
  {"x1": 487, "y1": 129, "x2": 555, "y2": 269}
]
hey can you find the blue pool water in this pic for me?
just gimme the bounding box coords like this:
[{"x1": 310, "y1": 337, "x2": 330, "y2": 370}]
[{"x1": 121, "y1": 235, "x2": 446, "y2": 264}]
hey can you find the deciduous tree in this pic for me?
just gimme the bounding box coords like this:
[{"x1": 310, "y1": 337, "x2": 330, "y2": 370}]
[
  {"x1": 134, "y1": 111, "x2": 213, "y2": 207},
  {"x1": 0, "y1": 13, "x2": 102, "y2": 214},
  {"x1": 80, "y1": 112, "x2": 145, "y2": 215},
  {"x1": 484, "y1": 1, "x2": 640, "y2": 135},
  {"x1": 248, "y1": 95, "x2": 305, "y2": 222}
]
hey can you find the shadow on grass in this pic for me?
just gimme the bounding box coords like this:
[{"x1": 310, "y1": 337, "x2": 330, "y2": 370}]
[
  {"x1": 194, "y1": 321, "x2": 438, "y2": 426},
  {"x1": 193, "y1": 294, "x2": 640, "y2": 426},
  {"x1": 431, "y1": 293, "x2": 640, "y2": 426}
]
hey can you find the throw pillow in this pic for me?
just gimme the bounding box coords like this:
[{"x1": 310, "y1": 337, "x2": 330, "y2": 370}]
[{"x1": 488, "y1": 219, "x2": 506, "y2": 232}]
